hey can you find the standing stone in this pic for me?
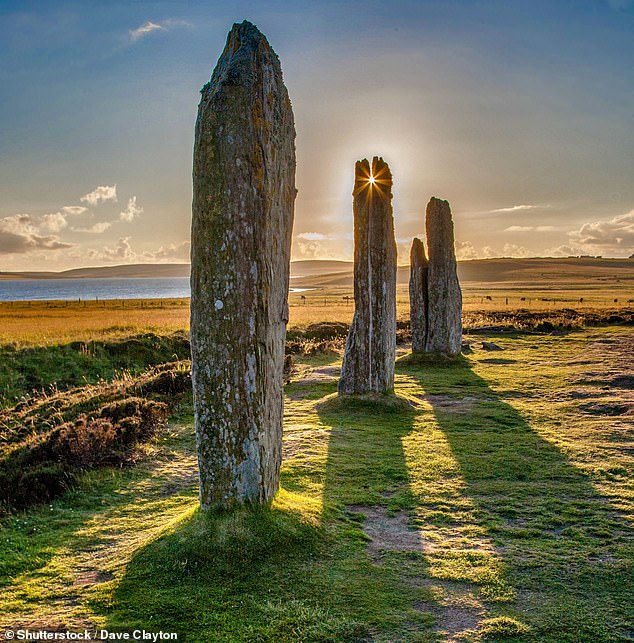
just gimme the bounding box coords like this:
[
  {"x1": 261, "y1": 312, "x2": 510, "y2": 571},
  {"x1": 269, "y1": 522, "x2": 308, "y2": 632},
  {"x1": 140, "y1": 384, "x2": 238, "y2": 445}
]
[
  {"x1": 339, "y1": 157, "x2": 397, "y2": 395},
  {"x1": 425, "y1": 197, "x2": 462, "y2": 355},
  {"x1": 409, "y1": 237, "x2": 428, "y2": 353},
  {"x1": 190, "y1": 21, "x2": 296, "y2": 510}
]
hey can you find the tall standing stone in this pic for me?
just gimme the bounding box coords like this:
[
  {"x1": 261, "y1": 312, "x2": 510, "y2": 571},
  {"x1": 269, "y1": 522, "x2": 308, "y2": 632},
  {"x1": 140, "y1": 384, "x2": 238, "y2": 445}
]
[
  {"x1": 409, "y1": 237, "x2": 428, "y2": 354},
  {"x1": 425, "y1": 197, "x2": 462, "y2": 355},
  {"x1": 190, "y1": 21, "x2": 296, "y2": 510},
  {"x1": 339, "y1": 157, "x2": 397, "y2": 395}
]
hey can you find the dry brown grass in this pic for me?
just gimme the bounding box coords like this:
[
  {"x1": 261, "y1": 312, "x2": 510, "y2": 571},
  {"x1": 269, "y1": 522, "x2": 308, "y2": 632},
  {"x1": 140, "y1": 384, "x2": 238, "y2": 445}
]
[
  {"x1": 1, "y1": 276, "x2": 633, "y2": 346},
  {"x1": 0, "y1": 299, "x2": 190, "y2": 346}
]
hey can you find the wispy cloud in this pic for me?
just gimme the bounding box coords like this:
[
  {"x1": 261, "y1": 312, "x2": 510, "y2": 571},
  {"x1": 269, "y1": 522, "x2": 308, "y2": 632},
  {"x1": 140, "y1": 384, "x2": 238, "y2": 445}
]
[
  {"x1": 297, "y1": 232, "x2": 328, "y2": 241},
  {"x1": 61, "y1": 205, "x2": 88, "y2": 216},
  {"x1": 129, "y1": 21, "x2": 166, "y2": 42},
  {"x1": 73, "y1": 221, "x2": 112, "y2": 234},
  {"x1": 491, "y1": 204, "x2": 543, "y2": 213},
  {"x1": 80, "y1": 185, "x2": 117, "y2": 207},
  {"x1": 120, "y1": 196, "x2": 143, "y2": 222},
  {"x1": 505, "y1": 225, "x2": 556, "y2": 232},
  {"x1": 129, "y1": 18, "x2": 192, "y2": 43}
]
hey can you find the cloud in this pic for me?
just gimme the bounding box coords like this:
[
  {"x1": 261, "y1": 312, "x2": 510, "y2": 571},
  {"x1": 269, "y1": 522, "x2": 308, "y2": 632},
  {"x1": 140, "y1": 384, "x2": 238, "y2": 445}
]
[
  {"x1": 73, "y1": 222, "x2": 113, "y2": 234},
  {"x1": 501, "y1": 243, "x2": 532, "y2": 258},
  {"x1": 77, "y1": 239, "x2": 190, "y2": 265},
  {"x1": 40, "y1": 212, "x2": 68, "y2": 233},
  {"x1": 61, "y1": 205, "x2": 88, "y2": 216},
  {"x1": 297, "y1": 232, "x2": 328, "y2": 241},
  {"x1": 490, "y1": 204, "x2": 542, "y2": 213},
  {"x1": 129, "y1": 19, "x2": 191, "y2": 42},
  {"x1": 80, "y1": 185, "x2": 117, "y2": 206},
  {"x1": 130, "y1": 21, "x2": 165, "y2": 41},
  {"x1": 505, "y1": 225, "x2": 556, "y2": 232},
  {"x1": 547, "y1": 244, "x2": 581, "y2": 257},
  {"x1": 0, "y1": 214, "x2": 73, "y2": 254},
  {"x1": 119, "y1": 196, "x2": 143, "y2": 222},
  {"x1": 144, "y1": 241, "x2": 191, "y2": 261},
  {"x1": 454, "y1": 241, "x2": 499, "y2": 260},
  {"x1": 568, "y1": 210, "x2": 634, "y2": 252},
  {"x1": 292, "y1": 232, "x2": 352, "y2": 260},
  {"x1": 455, "y1": 240, "x2": 479, "y2": 260},
  {"x1": 103, "y1": 237, "x2": 134, "y2": 260}
]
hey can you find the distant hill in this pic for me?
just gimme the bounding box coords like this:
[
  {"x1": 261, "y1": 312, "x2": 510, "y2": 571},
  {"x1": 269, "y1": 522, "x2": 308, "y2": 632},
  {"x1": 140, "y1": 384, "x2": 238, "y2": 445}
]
[
  {"x1": 0, "y1": 263, "x2": 191, "y2": 280},
  {"x1": 1, "y1": 257, "x2": 632, "y2": 287},
  {"x1": 291, "y1": 257, "x2": 634, "y2": 289}
]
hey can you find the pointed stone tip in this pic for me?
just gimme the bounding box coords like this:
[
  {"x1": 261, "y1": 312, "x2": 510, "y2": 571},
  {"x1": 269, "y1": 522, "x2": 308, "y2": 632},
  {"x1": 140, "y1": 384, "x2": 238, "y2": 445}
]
[
  {"x1": 225, "y1": 19, "x2": 270, "y2": 50},
  {"x1": 428, "y1": 196, "x2": 450, "y2": 209},
  {"x1": 231, "y1": 20, "x2": 262, "y2": 37},
  {"x1": 410, "y1": 237, "x2": 427, "y2": 262},
  {"x1": 202, "y1": 19, "x2": 281, "y2": 93}
]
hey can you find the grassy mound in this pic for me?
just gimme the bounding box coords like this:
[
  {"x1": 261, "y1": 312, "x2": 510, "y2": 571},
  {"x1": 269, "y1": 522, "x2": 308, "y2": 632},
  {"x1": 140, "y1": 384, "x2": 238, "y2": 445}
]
[
  {"x1": 0, "y1": 362, "x2": 192, "y2": 513},
  {"x1": 0, "y1": 331, "x2": 190, "y2": 404}
]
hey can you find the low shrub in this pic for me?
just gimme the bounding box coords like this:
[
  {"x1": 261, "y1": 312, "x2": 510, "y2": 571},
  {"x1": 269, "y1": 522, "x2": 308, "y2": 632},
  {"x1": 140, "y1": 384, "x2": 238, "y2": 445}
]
[
  {"x1": 0, "y1": 361, "x2": 190, "y2": 446},
  {"x1": 0, "y1": 397, "x2": 168, "y2": 512}
]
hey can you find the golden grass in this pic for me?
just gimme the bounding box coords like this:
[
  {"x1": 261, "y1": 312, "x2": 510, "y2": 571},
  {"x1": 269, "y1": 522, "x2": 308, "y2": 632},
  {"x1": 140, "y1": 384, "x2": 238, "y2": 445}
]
[
  {"x1": 1, "y1": 279, "x2": 633, "y2": 345},
  {"x1": 0, "y1": 299, "x2": 190, "y2": 346}
]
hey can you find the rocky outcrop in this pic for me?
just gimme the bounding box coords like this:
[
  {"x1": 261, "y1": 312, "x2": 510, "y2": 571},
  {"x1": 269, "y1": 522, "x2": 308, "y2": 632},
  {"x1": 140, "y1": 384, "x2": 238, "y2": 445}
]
[
  {"x1": 424, "y1": 197, "x2": 462, "y2": 355},
  {"x1": 409, "y1": 237, "x2": 428, "y2": 354},
  {"x1": 339, "y1": 157, "x2": 397, "y2": 394},
  {"x1": 190, "y1": 21, "x2": 296, "y2": 510}
]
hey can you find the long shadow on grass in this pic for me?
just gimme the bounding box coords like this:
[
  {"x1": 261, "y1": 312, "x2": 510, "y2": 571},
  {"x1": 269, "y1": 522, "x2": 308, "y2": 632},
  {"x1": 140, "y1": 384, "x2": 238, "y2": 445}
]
[
  {"x1": 398, "y1": 356, "x2": 634, "y2": 642},
  {"x1": 101, "y1": 385, "x2": 433, "y2": 642},
  {"x1": 315, "y1": 392, "x2": 437, "y2": 639},
  {"x1": 100, "y1": 355, "x2": 632, "y2": 641}
]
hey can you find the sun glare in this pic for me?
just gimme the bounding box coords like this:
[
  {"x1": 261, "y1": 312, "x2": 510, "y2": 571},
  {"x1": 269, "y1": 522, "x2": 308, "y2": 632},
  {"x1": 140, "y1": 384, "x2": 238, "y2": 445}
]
[{"x1": 368, "y1": 175, "x2": 376, "y2": 185}]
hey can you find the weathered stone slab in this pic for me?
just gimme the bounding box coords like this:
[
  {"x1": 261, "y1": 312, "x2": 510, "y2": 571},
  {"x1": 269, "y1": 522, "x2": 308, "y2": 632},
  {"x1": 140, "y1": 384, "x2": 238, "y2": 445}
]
[
  {"x1": 190, "y1": 21, "x2": 296, "y2": 510},
  {"x1": 409, "y1": 237, "x2": 428, "y2": 354},
  {"x1": 339, "y1": 157, "x2": 397, "y2": 394},
  {"x1": 425, "y1": 197, "x2": 462, "y2": 355}
]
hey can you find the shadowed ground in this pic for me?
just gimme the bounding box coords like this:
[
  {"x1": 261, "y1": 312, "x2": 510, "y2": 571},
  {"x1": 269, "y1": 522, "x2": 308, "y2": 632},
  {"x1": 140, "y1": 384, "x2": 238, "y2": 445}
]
[{"x1": 0, "y1": 328, "x2": 632, "y2": 641}]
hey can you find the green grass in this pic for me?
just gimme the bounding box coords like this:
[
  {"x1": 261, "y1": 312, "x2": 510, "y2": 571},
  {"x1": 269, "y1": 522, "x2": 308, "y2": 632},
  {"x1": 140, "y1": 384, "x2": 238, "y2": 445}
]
[
  {"x1": 0, "y1": 327, "x2": 632, "y2": 641},
  {"x1": 0, "y1": 331, "x2": 190, "y2": 404}
]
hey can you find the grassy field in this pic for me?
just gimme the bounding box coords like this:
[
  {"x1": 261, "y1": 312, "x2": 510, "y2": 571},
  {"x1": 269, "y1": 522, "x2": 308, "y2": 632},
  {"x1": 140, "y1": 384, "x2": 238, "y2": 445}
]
[
  {"x1": 0, "y1": 302, "x2": 632, "y2": 640},
  {"x1": 1, "y1": 295, "x2": 633, "y2": 347},
  {"x1": 1, "y1": 257, "x2": 633, "y2": 344}
]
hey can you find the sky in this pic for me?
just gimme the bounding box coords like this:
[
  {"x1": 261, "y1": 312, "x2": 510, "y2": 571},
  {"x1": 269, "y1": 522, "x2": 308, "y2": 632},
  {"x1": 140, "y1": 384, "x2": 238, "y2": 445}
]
[{"x1": 1, "y1": 0, "x2": 633, "y2": 271}]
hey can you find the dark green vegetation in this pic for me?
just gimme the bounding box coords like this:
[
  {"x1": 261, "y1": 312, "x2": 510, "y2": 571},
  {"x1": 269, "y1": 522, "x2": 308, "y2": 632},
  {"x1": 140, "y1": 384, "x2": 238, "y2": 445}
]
[
  {"x1": 0, "y1": 363, "x2": 191, "y2": 512},
  {"x1": 1, "y1": 326, "x2": 632, "y2": 641}
]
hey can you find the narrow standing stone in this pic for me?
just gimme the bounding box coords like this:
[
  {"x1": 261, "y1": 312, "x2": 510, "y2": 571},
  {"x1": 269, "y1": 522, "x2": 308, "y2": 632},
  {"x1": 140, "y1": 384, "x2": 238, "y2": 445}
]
[
  {"x1": 425, "y1": 197, "x2": 462, "y2": 355},
  {"x1": 190, "y1": 21, "x2": 296, "y2": 510},
  {"x1": 409, "y1": 237, "x2": 428, "y2": 353},
  {"x1": 339, "y1": 157, "x2": 397, "y2": 395}
]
